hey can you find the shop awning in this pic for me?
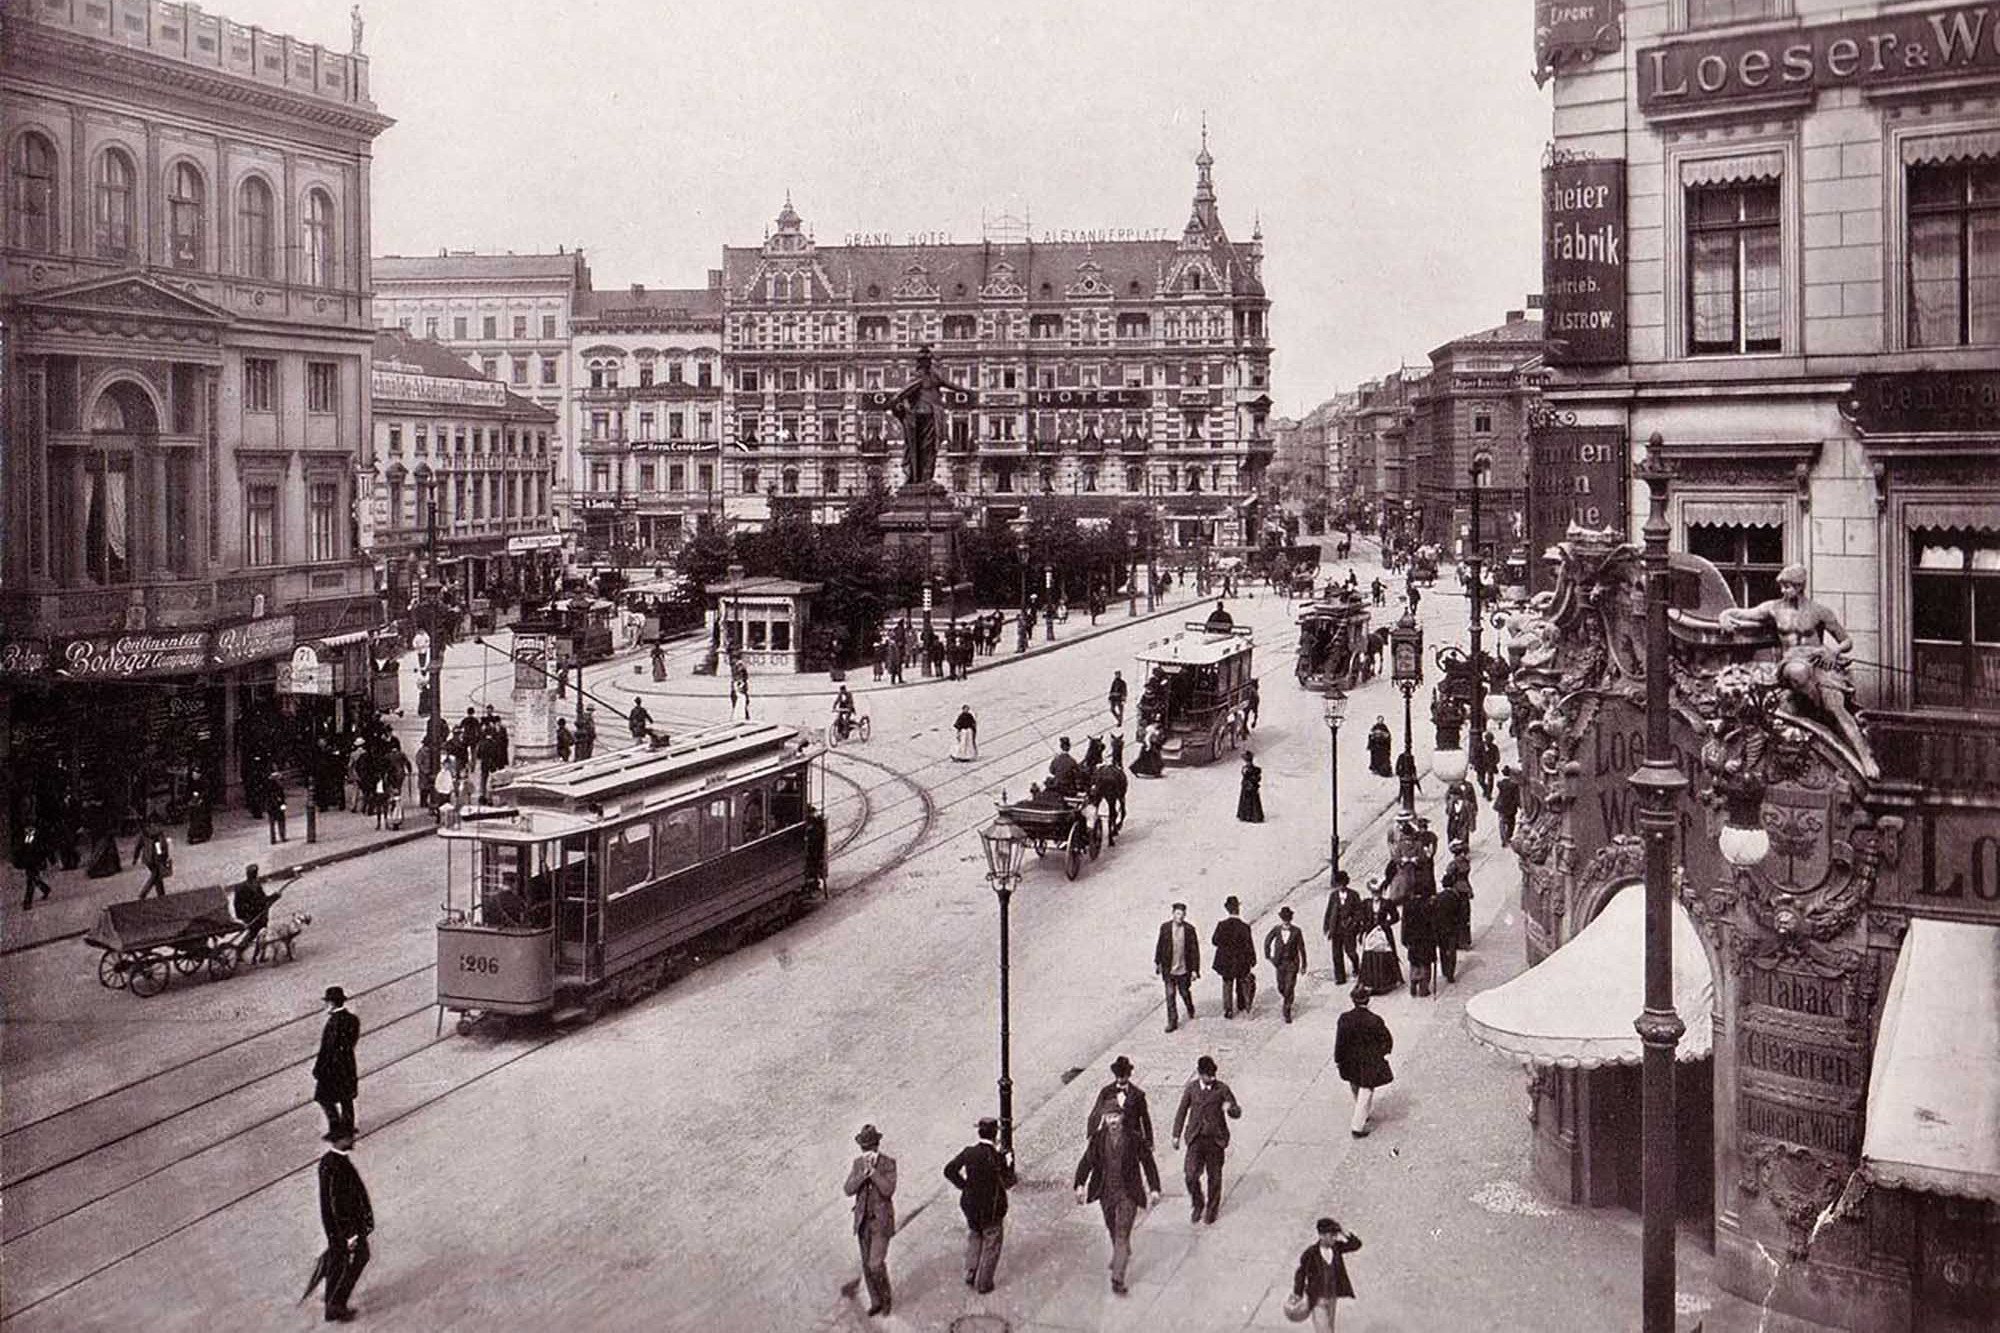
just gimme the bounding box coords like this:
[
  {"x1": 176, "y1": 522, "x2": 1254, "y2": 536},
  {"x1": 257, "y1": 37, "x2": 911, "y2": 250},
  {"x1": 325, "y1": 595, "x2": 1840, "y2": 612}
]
[
  {"x1": 1861, "y1": 919, "x2": 2000, "y2": 1202},
  {"x1": 316, "y1": 630, "x2": 371, "y2": 650},
  {"x1": 1905, "y1": 501, "x2": 2000, "y2": 535},
  {"x1": 1463, "y1": 886, "x2": 1714, "y2": 1069},
  {"x1": 1684, "y1": 499, "x2": 1787, "y2": 530}
]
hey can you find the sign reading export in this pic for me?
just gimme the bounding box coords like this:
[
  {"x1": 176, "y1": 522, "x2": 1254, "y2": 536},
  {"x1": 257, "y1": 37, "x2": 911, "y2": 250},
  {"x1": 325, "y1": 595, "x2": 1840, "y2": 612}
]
[
  {"x1": 1639, "y1": 4, "x2": 2000, "y2": 112},
  {"x1": 1542, "y1": 159, "x2": 1627, "y2": 365},
  {"x1": 1534, "y1": 0, "x2": 1624, "y2": 87}
]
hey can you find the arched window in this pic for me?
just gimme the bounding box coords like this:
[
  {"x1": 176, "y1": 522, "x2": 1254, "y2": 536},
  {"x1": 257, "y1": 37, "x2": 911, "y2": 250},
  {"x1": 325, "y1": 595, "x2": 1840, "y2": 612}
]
[
  {"x1": 1082, "y1": 465, "x2": 1098, "y2": 493},
  {"x1": 1186, "y1": 466, "x2": 1203, "y2": 493},
  {"x1": 782, "y1": 467, "x2": 799, "y2": 495},
  {"x1": 11, "y1": 133, "x2": 58, "y2": 253},
  {"x1": 1125, "y1": 465, "x2": 1143, "y2": 492},
  {"x1": 94, "y1": 147, "x2": 136, "y2": 258},
  {"x1": 823, "y1": 465, "x2": 840, "y2": 495},
  {"x1": 238, "y1": 176, "x2": 275, "y2": 278},
  {"x1": 167, "y1": 162, "x2": 204, "y2": 269},
  {"x1": 303, "y1": 188, "x2": 335, "y2": 287},
  {"x1": 741, "y1": 466, "x2": 760, "y2": 495}
]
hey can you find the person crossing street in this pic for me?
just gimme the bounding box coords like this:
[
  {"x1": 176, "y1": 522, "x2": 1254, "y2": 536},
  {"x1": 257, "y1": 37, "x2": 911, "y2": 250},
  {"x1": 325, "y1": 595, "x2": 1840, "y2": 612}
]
[
  {"x1": 313, "y1": 1127, "x2": 374, "y2": 1322},
  {"x1": 1108, "y1": 670, "x2": 1128, "y2": 727},
  {"x1": 1073, "y1": 1104, "x2": 1161, "y2": 1296},
  {"x1": 1263, "y1": 906, "x2": 1309, "y2": 1022},
  {"x1": 1211, "y1": 896, "x2": 1257, "y2": 1018},
  {"x1": 942, "y1": 1117, "x2": 1015, "y2": 1293},
  {"x1": 1171, "y1": 1054, "x2": 1243, "y2": 1225},
  {"x1": 842, "y1": 1123, "x2": 897, "y2": 1318},
  {"x1": 1154, "y1": 903, "x2": 1201, "y2": 1032}
]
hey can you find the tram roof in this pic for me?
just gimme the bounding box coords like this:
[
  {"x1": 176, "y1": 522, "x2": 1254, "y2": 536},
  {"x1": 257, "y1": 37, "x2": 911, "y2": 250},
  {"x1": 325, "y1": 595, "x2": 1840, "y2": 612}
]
[
  {"x1": 1135, "y1": 623, "x2": 1255, "y2": 667},
  {"x1": 450, "y1": 721, "x2": 814, "y2": 840}
]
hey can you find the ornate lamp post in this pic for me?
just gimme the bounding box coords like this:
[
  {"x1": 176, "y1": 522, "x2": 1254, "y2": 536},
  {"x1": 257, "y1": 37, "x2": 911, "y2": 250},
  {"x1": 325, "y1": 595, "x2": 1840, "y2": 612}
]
[
  {"x1": 1632, "y1": 433, "x2": 1689, "y2": 1333},
  {"x1": 1467, "y1": 447, "x2": 1492, "y2": 746},
  {"x1": 978, "y1": 810, "x2": 1030, "y2": 1153},
  {"x1": 1127, "y1": 527, "x2": 1139, "y2": 617},
  {"x1": 1389, "y1": 613, "x2": 1424, "y2": 815},
  {"x1": 1324, "y1": 687, "x2": 1349, "y2": 878}
]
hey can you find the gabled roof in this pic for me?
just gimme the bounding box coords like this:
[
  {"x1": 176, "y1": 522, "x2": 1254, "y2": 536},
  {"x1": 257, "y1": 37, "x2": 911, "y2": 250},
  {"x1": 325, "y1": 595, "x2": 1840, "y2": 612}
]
[
  {"x1": 373, "y1": 329, "x2": 485, "y2": 379},
  {"x1": 573, "y1": 286, "x2": 723, "y2": 324},
  {"x1": 721, "y1": 238, "x2": 1264, "y2": 305}
]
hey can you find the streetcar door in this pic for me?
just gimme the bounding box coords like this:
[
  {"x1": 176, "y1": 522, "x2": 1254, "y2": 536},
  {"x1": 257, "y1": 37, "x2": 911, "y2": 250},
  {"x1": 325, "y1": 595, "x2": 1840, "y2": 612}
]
[{"x1": 555, "y1": 833, "x2": 601, "y2": 979}]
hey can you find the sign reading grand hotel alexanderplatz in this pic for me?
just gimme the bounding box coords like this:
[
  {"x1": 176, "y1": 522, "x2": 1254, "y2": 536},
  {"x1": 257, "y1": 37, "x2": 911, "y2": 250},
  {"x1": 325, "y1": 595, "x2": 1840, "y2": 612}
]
[
  {"x1": 1639, "y1": 4, "x2": 2000, "y2": 112},
  {"x1": 1542, "y1": 158, "x2": 1627, "y2": 365}
]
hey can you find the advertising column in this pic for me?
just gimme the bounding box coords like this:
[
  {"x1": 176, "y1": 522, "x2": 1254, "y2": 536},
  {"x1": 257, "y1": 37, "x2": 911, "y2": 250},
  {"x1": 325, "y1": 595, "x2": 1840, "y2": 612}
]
[{"x1": 511, "y1": 631, "x2": 558, "y2": 762}]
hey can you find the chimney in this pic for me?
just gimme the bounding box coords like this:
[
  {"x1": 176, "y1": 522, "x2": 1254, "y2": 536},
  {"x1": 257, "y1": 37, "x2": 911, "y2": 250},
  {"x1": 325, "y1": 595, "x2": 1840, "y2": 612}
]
[
  {"x1": 631, "y1": 282, "x2": 645, "y2": 298},
  {"x1": 708, "y1": 268, "x2": 724, "y2": 291}
]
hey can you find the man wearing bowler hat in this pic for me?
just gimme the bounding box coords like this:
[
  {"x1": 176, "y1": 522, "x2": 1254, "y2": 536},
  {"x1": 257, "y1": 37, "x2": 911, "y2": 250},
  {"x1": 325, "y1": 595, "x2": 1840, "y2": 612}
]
[
  {"x1": 314, "y1": 1126, "x2": 373, "y2": 1322},
  {"x1": 942, "y1": 1117, "x2": 1015, "y2": 1293},
  {"x1": 842, "y1": 1123, "x2": 898, "y2": 1317},
  {"x1": 313, "y1": 986, "x2": 360, "y2": 1139},
  {"x1": 1087, "y1": 1055, "x2": 1155, "y2": 1148}
]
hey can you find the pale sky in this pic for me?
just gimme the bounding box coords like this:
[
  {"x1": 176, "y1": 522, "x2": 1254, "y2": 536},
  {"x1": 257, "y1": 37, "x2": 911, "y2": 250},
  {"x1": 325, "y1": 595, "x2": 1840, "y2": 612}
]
[{"x1": 256, "y1": 0, "x2": 1550, "y2": 414}]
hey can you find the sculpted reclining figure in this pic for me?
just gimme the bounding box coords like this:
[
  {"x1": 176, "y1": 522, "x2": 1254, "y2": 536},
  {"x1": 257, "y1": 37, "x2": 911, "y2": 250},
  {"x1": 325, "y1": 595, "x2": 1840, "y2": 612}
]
[{"x1": 1718, "y1": 564, "x2": 1878, "y2": 779}]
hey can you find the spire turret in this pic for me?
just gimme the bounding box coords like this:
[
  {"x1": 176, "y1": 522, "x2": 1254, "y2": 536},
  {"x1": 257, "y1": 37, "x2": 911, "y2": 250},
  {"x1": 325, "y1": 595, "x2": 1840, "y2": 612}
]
[{"x1": 1185, "y1": 118, "x2": 1225, "y2": 240}]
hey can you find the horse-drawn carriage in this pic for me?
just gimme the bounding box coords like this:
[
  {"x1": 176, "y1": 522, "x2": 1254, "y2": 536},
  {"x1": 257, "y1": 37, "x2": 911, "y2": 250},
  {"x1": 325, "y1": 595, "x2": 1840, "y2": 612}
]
[
  {"x1": 995, "y1": 792, "x2": 1106, "y2": 881},
  {"x1": 1409, "y1": 545, "x2": 1442, "y2": 586},
  {"x1": 1135, "y1": 623, "x2": 1257, "y2": 766},
  {"x1": 85, "y1": 879, "x2": 307, "y2": 998},
  {"x1": 1295, "y1": 589, "x2": 1373, "y2": 690}
]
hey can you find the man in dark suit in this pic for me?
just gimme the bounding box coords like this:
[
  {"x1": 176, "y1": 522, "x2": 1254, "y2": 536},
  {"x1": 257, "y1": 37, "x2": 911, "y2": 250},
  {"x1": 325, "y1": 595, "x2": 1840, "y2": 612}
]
[
  {"x1": 843, "y1": 1123, "x2": 897, "y2": 1317},
  {"x1": 1322, "y1": 871, "x2": 1364, "y2": 985},
  {"x1": 1334, "y1": 987, "x2": 1395, "y2": 1137},
  {"x1": 1047, "y1": 737, "x2": 1082, "y2": 795},
  {"x1": 942, "y1": 1117, "x2": 1016, "y2": 1293},
  {"x1": 1073, "y1": 1105, "x2": 1161, "y2": 1295},
  {"x1": 1263, "y1": 905, "x2": 1309, "y2": 1023},
  {"x1": 1171, "y1": 1055, "x2": 1244, "y2": 1225},
  {"x1": 1291, "y1": 1216, "x2": 1363, "y2": 1331},
  {"x1": 313, "y1": 986, "x2": 360, "y2": 1139},
  {"x1": 1211, "y1": 896, "x2": 1257, "y2": 1018},
  {"x1": 317, "y1": 1127, "x2": 373, "y2": 1322},
  {"x1": 1154, "y1": 903, "x2": 1201, "y2": 1032},
  {"x1": 1086, "y1": 1055, "x2": 1154, "y2": 1148}
]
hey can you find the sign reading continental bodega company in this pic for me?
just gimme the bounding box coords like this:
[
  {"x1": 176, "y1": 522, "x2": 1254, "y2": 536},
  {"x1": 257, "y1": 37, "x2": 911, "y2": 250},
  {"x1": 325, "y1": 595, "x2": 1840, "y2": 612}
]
[
  {"x1": 1639, "y1": 4, "x2": 2000, "y2": 112},
  {"x1": 1542, "y1": 159, "x2": 1626, "y2": 365},
  {"x1": 62, "y1": 631, "x2": 211, "y2": 679}
]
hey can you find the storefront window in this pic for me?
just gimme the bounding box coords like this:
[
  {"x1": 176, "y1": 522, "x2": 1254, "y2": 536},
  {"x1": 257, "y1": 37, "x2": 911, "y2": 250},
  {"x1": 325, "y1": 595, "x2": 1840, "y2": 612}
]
[
  {"x1": 1688, "y1": 523, "x2": 1784, "y2": 606},
  {"x1": 748, "y1": 620, "x2": 768, "y2": 650},
  {"x1": 1911, "y1": 530, "x2": 2000, "y2": 710},
  {"x1": 770, "y1": 620, "x2": 791, "y2": 652}
]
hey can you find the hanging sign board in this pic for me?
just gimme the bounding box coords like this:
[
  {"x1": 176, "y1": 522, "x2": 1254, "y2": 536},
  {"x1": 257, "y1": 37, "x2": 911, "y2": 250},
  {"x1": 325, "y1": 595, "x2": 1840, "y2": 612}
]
[{"x1": 1542, "y1": 158, "x2": 1627, "y2": 366}]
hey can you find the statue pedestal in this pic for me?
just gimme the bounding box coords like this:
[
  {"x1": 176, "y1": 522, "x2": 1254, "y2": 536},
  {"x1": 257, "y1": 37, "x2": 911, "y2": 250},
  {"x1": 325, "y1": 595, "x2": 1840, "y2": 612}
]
[{"x1": 877, "y1": 482, "x2": 964, "y2": 573}]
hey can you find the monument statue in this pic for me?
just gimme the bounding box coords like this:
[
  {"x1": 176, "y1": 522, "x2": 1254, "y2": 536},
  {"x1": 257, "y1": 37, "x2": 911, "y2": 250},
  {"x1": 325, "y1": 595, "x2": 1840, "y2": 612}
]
[
  {"x1": 1719, "y1": 563, "x2": 1878, "y2": 778},
  {"x1": 886, "y1": 344, "x2": 962, "y2": 490},
  {"x1": 350, "y1": 4, "x2": 365, "y2": 53}
]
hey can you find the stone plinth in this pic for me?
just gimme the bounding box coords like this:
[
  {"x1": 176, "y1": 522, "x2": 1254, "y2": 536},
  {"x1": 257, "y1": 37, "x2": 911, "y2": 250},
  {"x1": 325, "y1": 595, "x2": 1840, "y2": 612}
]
[{"x1": 876, "y1": 482, "x2": 965, "y2": 572}]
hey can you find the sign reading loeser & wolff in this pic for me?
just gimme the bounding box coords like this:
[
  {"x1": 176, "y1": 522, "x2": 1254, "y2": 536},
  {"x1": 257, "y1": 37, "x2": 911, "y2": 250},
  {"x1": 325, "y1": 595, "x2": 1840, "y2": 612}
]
[
  {"x1": 1639, "y1": 4, "x2": 2000, "y2": 113},
  {"x1": 1542, "y1": 159, "x2": 1626, "y2": 365}
]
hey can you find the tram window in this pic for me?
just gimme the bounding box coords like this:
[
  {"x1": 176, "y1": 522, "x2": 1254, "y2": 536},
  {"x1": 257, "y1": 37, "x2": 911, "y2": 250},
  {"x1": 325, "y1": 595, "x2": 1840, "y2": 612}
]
[
  {"x1": 702, "y1": 797, "x2": 732, "y2": 856},
  {"x1": 655, "y1": 807, "x2": 701, "y2": 877},
  {"x1": 606, "y1": 823, "x2": 654, "y2": 898},
  {"x1": 772, "y1": 770, "x2": 806, "y2": 828},
  {"x1": 560, "y1": 835, "x2": 595, "y2": 898},
  {"x1": 741, "y1": 788, "x2": 768, "y2": 841}
]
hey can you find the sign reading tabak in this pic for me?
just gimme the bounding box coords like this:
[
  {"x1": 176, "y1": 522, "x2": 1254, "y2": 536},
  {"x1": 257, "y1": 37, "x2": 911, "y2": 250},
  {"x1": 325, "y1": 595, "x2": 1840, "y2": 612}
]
[
  {"x1": 1542, "y1": 159, "x2": 1627, "y2": 365},
  {"x1": 1640, "y1": 4, "x2": 2000, "y2": 112}
]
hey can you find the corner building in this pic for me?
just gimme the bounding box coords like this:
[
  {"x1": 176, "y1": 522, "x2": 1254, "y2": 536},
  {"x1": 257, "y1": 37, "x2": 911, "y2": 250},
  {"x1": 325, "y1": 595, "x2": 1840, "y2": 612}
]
[
  {"x1": 718, "y1": 144, "x2": 1274, "y2": 546},
  {"x1": 1529, "y1": 2, "x2": 2000, "y2": 1327},
  {"x1": 0, "y1": 0, "x2": 392, "y2": 840}
]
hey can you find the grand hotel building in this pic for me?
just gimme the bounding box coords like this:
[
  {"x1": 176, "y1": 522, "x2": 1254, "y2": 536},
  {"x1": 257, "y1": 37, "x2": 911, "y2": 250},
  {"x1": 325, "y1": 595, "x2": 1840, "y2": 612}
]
[{"x1": 716, "y1": 143, "x2": 1275, "y2": 548}]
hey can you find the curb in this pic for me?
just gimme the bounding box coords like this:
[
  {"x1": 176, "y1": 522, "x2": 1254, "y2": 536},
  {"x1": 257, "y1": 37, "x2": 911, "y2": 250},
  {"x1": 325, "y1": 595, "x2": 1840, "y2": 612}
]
[{"x1": 1, "y1": 824, "x2": 435, "y2": 959}]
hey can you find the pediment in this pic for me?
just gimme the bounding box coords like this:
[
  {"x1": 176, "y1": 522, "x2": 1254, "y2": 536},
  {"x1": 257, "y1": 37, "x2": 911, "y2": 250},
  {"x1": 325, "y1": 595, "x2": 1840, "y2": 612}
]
[
  {"x1": 22, "y1": 272, "x2": 233, "y2": 323},
  {"x1": 892, "y1": 264, "x2": 940, "y2": 300},
  {"x1": 1065, "y1": 260, "x2": 1112, "y2": 300}
]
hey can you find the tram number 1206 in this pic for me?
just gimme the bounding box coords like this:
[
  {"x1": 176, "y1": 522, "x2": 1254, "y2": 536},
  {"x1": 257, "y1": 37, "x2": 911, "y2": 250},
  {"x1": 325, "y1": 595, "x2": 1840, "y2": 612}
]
[{"x1": 459, "y1": 954, "x2": 502, "y2": 975}]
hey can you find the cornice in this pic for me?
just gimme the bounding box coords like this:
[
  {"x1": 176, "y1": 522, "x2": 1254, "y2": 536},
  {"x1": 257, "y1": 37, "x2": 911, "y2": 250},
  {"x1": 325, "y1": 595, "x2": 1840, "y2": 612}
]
[{"x1": 13, "y1": 27, "x2": 394, "y2": 141}]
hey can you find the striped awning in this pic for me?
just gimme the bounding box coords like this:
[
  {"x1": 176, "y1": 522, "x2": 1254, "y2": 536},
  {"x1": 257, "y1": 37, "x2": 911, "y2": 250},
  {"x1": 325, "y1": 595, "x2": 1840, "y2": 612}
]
[
  {"x1": 1684, "y1": 498, "x2": 1788, "y2": 530},
  {"x1": 1906, "y1": 501, "x2": 2000, "y2": 535},
  {"x1": 1681, "y1": 152, "x2": 1783, "y2": 187},
  {"x1": 1902, "y1": 131, "x2": 2000, "y2": 167}
]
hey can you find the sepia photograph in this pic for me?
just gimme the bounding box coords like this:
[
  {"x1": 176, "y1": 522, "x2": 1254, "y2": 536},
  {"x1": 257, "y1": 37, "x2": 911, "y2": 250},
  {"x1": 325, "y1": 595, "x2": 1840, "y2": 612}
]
[{"x1": 1, "y1": 0, "x2": 1997, "y2": 1328}]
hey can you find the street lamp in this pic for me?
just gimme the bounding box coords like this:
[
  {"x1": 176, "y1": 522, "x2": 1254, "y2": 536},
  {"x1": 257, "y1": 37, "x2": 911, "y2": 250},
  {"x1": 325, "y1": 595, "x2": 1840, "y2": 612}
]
[
  {"x1": 1389, "y1": 612, "x2": 1424, "y2": 815},
  {"x1": 1466, "y1": 448, "x2": 1492, "y2": 764},
  {"x1": 1430, "y1": 691, "x2": 1470, "y2": 785},
  {"x1": 1632, "y1": 432, "x2": 1689, "y2": 1333},
  {"x1": 978, "y1": 810, "x2": 1030, "y2": 1154},
  {"x1": 1127, "y1": 527, "x2": 1139, "y2": 617},
  {"x1": 1323, "y1": 687, "x2": 1348, "y2": 879},
  {"x1": 414, "y1": 461, "x2": 445, "y2": 747}
]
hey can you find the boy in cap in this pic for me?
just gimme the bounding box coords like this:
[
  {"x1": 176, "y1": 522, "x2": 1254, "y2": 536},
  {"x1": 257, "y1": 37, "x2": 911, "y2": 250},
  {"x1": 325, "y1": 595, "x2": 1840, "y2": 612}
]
[
  {"x1": 842, "y1": 1124, "x2": 898, "y2": 1317},
  {"x1": 942, "y1": 1117, "x2": 1015, "y2": 1292},
  {"x1": 1291, "y1": 1216, "x2": 1363, "y2": 1331}
]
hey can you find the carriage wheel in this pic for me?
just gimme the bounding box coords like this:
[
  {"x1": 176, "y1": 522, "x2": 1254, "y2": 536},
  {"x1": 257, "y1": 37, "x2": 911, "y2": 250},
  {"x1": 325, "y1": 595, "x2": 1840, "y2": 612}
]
[
  {"x1": 172, "y1": 950, "x2": 204, "y2": 977},
  {"x1": 128, "y1": 957, "x2": 168, "y2": 998},
  {"x1": 207, "y1": 949, "x2": 239, "y2": 982},
  {"x1": 98, "y1": 951, "x2": 128, "y2": 990},
  {"x1": 1090, "y1": 821, "x2": 1103, "y2": 861},
  {"x1": 857, "y1": 716, "x2": 872, "y2": 742},
  {"x1": 1065, "y1": 829, "x2": 1084, "y2": 881}
]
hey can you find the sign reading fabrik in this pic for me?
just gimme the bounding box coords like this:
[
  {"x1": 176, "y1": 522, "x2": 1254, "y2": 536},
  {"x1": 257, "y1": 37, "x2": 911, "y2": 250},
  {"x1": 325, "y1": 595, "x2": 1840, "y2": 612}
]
[
  {"x1": 1639, "y1": 4, "x2": 2000, "y2": 112},
  {"x1": 1542, "y1": 159, "x2": 1627, "y2": 365},
  {"x1": 62, "y1": 630, "x2": 211, "y2": 679}
]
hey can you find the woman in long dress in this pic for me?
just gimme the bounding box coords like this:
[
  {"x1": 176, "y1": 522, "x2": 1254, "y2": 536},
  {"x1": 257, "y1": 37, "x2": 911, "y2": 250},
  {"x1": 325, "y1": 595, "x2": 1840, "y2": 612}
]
[
  {"x1": 1130, "y1": 722, "x2": 1166, "y2": 778},
  {"x1": 1356, "y1": 880, "x2": 1403, "y2": 995},
  {"x1": 950, "y1": 705, "x2": 978, "y2": 762},
  {"x1": 1236, "y1": 752, "x2": 1265, "y2": 823},
  {"x1": 1401, "y1": 886, "x2": 1437, "y2": 997}
]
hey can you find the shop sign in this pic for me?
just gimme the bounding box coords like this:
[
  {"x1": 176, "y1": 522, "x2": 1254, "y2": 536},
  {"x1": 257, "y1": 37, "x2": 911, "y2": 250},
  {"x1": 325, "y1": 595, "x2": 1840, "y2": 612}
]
[
  {"x1": 1533, "y1": 0, "x2": 1624, "y2": 87},
  {"x1": 61, "y1": 630, "x2": 212, "y2": 679},
  {"x1": 506, "y1": 533, "x2": 564, "y2": 554},
  {"x1": 1639, "y1": 5, "x2": 2000, "y2": 114},
  {"x1": 277, "y1": 644, "x2": 332, "y2": 696},
  {"x1": 0, "y1": 636, "x2": 52, "y2": 679},
  {"x1": 1526, "y1": 425, "x2": 1629, "y2": 590},
  {"x1": 1739, "y1": 958, "x2": 1867, "y2": 1157},
  {"x1": 371, "y1": 366, "x2": 507, "y2": 407},
  {"x1": 1876, "y1": 808, "x2": 2000, "y2": 924},
  {"x1": 1542, "y1": 159, "x2": 1627, "y2": 365},
  {"x1": 212, "y1": 614, "x2": 297, "y2": 669},
  {"x1": 630, "y1": 440, "x2": 715, "y2": 453},
  {"x1": 861, "y1": 386, "x2": 979, "y2": 411},
  {"x1": 1838, "y1": 369, "x2": 2000, "y2": 436},
  {"x1": 1566, "y1": 699, "x2": 1705, "y2": 847}
]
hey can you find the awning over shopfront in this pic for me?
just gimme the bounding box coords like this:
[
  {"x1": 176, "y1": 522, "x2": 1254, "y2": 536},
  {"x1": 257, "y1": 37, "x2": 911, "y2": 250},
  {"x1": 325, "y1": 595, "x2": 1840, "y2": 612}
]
[
  {"x1": 1464, "y1": 886, "x2": 1714, "y2": 1069},
  {"x1": 1861, "y1": 918, "x2": 2000, "y2": 1202}
]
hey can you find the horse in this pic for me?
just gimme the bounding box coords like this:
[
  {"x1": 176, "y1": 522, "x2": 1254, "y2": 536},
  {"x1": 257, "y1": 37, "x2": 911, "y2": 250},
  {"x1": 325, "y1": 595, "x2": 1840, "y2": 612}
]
[{"x1": 1087, "y1": 760, "x2": 1128, "y2": 845}]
